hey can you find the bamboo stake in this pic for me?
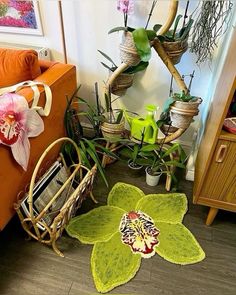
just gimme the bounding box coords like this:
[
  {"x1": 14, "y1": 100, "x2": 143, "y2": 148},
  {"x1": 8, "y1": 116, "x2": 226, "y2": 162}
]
[
  {"x1": 153, "y1": 39, "x2": 188, "y2": 93},
  {"x1": 157, "y1": 0, "x2": 179, "y2": 36}
]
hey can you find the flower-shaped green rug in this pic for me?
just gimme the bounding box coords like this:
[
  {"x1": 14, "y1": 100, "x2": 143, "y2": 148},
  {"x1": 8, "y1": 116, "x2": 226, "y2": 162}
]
[{"x1": 66, "y1": 182, "x2": 205, "y2": 293}]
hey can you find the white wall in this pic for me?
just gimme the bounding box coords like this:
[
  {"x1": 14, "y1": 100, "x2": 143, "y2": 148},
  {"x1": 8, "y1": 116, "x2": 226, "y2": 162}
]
[{"x1": 0, "y1": 0, "x2": 234, "y2": 147}]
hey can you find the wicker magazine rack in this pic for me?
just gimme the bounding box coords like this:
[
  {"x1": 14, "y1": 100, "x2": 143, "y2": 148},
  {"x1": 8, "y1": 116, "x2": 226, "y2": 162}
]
[{"x1": 15, "y1": 137, "x2": 97, "y2": 257}]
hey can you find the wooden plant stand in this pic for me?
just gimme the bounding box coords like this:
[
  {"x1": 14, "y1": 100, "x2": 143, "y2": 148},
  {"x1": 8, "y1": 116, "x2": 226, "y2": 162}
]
[{"x1": 15, "y1": 137, "x2": 97, "y2": 257}]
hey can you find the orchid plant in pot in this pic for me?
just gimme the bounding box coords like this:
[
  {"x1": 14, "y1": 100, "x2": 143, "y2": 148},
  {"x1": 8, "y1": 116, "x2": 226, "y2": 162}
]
[
  {"x1": 154, "y1": 9, "x2": 194, "y2": 65},
  {"x1": 98, "y1": 50, "x2": 149, "y2": 96},
  {"x1": 109, "y1": 0, "x2": 158, "y2": 66},
  {"x1": 141, "y1": 143, "x2": 186, "y2": 187}
]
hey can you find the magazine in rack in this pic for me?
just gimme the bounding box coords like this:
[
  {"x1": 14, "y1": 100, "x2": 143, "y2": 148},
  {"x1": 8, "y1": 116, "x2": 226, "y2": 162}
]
[{"x1": 21, "y1": 160, "x2": 75, "y2": 230}]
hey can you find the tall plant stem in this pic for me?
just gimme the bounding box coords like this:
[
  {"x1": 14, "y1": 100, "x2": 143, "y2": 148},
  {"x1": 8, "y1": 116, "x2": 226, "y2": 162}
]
[
  {"x1": 182, "y1": 0, "x2": 190, "y2": 29},
  {"x1": 95, "y1": 82, "x2": 100, "y2": 116},
  {"x1": 145, "y1": 0, "x2": 158, "y2": 29}
]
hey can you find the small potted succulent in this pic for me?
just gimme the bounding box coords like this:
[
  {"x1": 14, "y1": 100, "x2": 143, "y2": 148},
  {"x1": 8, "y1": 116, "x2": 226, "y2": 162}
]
[{"x1": 98, "y1": 50, "x2": 149, "y2": 96}]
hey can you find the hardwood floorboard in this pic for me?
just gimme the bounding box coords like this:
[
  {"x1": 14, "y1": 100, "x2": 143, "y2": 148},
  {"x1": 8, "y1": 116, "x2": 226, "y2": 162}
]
[{"x1": 0, "y1": 161, "x2": 235, "y2": 295}]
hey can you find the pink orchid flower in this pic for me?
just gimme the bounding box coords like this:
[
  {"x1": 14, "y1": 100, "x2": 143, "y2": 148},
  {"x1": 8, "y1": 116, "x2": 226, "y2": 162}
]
[
  {"x1": 0, "y1": 93, "x2": 44, "y2": 170},
  {"x1": 117, "y1": 0, "x2": 134, "y2": 15}
]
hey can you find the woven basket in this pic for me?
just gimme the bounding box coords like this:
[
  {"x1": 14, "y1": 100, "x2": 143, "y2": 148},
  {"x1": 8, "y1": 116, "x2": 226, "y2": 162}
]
[
  {"x1": 120, "y1": 31, "x2": 141, "y2": 66},
  {"x1": 101, "y1": 120, "x2": 125, "y2": 142},
  {"x1": 14, "y1": 137, "x2": 97, "y2": 257},
  {"x1": 162, "y1": 39, "x2": 188, "y2": 65},
  {"x1": 110, "y1": 71, "x2": 134, "y2": 96},
  {"x1": 170, "y1": 98, "x2": 202, "y2": 129}
]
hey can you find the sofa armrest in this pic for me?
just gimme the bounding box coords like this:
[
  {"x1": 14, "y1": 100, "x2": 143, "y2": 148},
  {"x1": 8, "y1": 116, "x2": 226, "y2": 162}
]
[
  {"x1": 17, "y1": 61, "x2": 76, "y2": 105},
  {"x1": 0, "y1": 61, "x2": 77, "y2": 230}
]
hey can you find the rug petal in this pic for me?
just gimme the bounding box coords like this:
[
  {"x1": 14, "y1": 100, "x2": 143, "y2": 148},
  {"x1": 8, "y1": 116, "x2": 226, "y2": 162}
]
[
  {"x1": 155, "y1": 222, "x2": 205, "y2": 265},
  {"x1": 108, "y1": 182, "x2": 145, "y2": 211},
  {"x1": 136, "y1": 193, "x2": 187, "y2": 223},
  {"x1": 91, "y1": 232, "x2": 141, "y2": 293},
  {"x1": 66, "y1": 206, "x2": 125, "y2": 244}
]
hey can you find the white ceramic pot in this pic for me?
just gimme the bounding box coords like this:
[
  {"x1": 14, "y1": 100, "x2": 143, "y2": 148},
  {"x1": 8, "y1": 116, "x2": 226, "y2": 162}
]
[{"x1": 145, "y1": 167, "x2": 162, "y2": 186}]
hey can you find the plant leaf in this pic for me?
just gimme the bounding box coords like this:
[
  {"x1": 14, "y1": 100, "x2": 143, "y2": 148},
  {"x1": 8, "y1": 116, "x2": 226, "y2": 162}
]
[
  {"x1": 108, "y1": 182, "x2": 145, "y2": 211},
  {"x1": 155, "y1": 222, "x2": 205, "y2": 265},
  {"x1": 172, "y1": 14, "x2": 183, "y2": 38},
  {"x1": 91, "y1": 232, "x2": 141, "y2": 293},
  {"x1": 140, "y1": 144, "x2": 159, "y2": 152},
  {"x1": 66, "y1": 206, "x2": 125, "y2": 244},
  {"x1": 132, "y1": 28, "x2": 152, "y2": 62},
  {"x1": 98, "y1": 50, "x2": 117, "y2": 67},
  {"x1": 108, "y1": 26, "x2": 127, "y2": 34},
  {"x1": 136, "y1": 193, "x2": 188, "y2": 223},
  {"x1": 116, "y1": 110, "x2": 123, "y2": 124},
  {"x1": 100, "y1": 62, "x2": 114, "y2": 71},
  {"x1": 165, "y1": 160, "x2": 186, "y2": 169},
  {"x1": 153, "y1": 24, "x2": 162, "y2": 33},
  {"x1": 124, "y1": 61, "x2": 149, "y2": 74},
  {"x1": 146, "y1": 29, "x2": 157, "y2": 40},
  {"x1": 162, "y1": 143, "x2": 180, "y2": 158}
]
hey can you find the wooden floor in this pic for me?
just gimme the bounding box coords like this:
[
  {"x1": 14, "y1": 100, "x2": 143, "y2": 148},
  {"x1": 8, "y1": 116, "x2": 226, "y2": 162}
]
[{"x1": 0, "y1": 162, "x2": 236, "y2": 295}]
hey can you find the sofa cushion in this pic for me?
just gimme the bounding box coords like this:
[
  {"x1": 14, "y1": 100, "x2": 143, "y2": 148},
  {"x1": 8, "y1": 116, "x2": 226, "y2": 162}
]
[{"x1": 0, "y1": 48, "x2": 41, "y2": 88}]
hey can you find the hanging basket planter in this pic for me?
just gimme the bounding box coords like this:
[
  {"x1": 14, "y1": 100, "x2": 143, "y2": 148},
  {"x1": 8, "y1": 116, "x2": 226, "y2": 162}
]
[
  {"x1": 109, "y1": 71, "x2": 134, "y2": 96},
  {"x1": 170, "y1": 98, "x2": 202, "y2": 129},
  {"x1": 162, "y1": 38, "x2": 188, "y2": 65},
  {"x1": 120, "y1": 32, "x2": 141, "y2": 66}
]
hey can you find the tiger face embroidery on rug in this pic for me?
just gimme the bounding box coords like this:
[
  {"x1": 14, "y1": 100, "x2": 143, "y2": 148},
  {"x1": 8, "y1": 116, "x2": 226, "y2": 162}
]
[{"x1": 119, "y1": 211, "x2": 160, "y2": 258}]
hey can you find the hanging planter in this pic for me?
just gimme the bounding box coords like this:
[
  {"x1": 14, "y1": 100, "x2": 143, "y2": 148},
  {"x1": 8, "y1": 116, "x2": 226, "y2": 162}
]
[
  {"x1": 162, "y1": 38, "x2": 188, "y2": 65},
  {"x1": 170, "y1": 98, "x2": 202, "y2": 129},
  {"x1": 120, "y1": 31, "x2": 141, "y2": 66},
  {"x1": 109, "y1": 71, "x2": 134, "y2": 96}
]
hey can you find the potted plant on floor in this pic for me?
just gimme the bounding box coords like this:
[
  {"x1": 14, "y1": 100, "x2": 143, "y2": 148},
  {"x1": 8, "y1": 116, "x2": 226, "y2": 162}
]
[
  {"x1": 64, "y1": 88, "x2": 118, "y2": 187},
  {"x1": 154, "y1": 9, "x2": 194, "y2": 65},
  {"x1": 142, "y1": 143, "x2": 186, "y2": 187},
  {"x1": 98, "y1": 50, "x2": 149, "y2": 96}
]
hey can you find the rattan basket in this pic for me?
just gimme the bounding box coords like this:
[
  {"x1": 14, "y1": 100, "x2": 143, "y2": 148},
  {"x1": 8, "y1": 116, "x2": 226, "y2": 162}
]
[{"x1": 14, "y1": 137, "x2": 97, "y2": 257}]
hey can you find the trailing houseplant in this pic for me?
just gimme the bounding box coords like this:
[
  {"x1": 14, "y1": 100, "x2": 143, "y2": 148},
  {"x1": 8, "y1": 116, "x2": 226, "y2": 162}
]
[{"x1": 98, "y1": 50, "x2": 148, "y2": 96}]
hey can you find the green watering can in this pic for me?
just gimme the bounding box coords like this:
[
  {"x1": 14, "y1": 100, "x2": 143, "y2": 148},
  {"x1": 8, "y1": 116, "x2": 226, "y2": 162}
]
[{"x1": 125, "y1": 105, "x2": 159, "y2": 144}]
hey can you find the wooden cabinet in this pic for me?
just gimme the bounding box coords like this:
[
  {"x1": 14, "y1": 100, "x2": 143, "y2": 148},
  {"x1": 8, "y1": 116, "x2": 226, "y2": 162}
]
[{"x1": 193, "y1": 29, "x2": 236, "y2": 225}]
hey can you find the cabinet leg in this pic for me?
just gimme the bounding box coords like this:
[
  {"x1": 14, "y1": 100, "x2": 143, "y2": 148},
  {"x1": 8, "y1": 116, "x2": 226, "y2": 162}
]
[{"x1": 206, "y1": 207, "x2": 219, "y2": 226}]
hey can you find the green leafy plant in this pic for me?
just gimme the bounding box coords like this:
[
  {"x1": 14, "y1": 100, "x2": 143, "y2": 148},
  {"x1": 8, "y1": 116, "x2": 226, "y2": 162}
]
[
  {"x1": 120, "y1": 141, "x2": 187, "y2": 189},
  {"x1": 64, "y1": 90, "x2": 118, "y2": 187},
  {"x1": 109, "y1": 0, "x2": 158, "y2": 62},
  {"x1": 154, "y1": 14, "x2": 194, "y2": 43},
  {"x1": 98, "y1": 50, "x2": 149, "y2": 74}
]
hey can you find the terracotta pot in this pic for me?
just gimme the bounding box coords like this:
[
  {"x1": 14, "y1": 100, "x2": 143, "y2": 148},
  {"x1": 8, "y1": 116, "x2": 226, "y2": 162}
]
[
  {"x1": 170, "y1": 98, "x2": 202, "y2": 129},
  {"x1": 162, "y1": 38, "x2": 188, "y2": 65},
  {"x1": 120, "y1": 31, "x2": 141, "y2": 66},
  {"x1": 110, "y1": 71, "x2": 134, "y2": 96}
]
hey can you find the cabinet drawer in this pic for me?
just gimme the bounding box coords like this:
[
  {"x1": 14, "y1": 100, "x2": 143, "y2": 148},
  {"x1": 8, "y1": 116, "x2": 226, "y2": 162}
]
[{"x1": 200, "y1": 139, "x2": 236, "y2": 204}]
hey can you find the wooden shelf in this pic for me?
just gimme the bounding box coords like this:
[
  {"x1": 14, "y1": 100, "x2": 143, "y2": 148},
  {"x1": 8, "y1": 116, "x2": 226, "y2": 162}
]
[{"x1": 219, "y1": 130, "x2": 236, "y2": 142}]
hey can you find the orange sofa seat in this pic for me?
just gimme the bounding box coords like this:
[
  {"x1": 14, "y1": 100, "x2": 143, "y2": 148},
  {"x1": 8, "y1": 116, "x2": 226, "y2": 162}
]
[{"x1": 0, "y1": 60, "x2": 77, "y2": 230}]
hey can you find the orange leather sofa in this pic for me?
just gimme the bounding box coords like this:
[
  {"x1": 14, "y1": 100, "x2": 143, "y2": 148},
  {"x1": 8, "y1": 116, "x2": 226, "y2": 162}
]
[{"x1": 0, "y1": 57, "x2": 77, "y2": 230}]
